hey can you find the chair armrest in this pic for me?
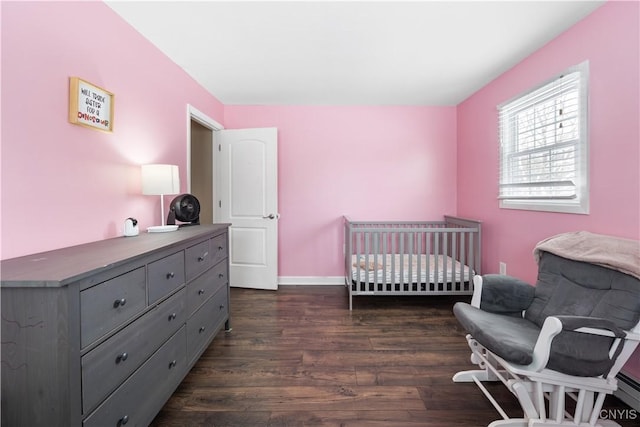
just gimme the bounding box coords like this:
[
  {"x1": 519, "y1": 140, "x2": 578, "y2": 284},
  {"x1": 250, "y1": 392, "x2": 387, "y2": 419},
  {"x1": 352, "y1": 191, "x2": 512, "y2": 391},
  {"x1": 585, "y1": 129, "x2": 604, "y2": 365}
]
[
  {"x1": 472, "y1": 274, "x2": 535, "y2": 316},
  {"x1": 529, "y1": 316, "x2": 633, "y2": 374},
  {"x1": 554, "y1": 315, "x2": 626, "y2": 338},
  {"x1": 528, "y1": 316, "x2": 563, "y2": 372}
]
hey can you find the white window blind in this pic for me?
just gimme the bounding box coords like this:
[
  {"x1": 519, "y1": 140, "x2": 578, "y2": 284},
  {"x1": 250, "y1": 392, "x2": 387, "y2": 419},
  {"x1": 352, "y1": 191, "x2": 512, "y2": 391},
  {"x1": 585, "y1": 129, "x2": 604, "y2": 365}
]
[{"x1": 498, "y1": 62, "x2": 589, "y2": 213}]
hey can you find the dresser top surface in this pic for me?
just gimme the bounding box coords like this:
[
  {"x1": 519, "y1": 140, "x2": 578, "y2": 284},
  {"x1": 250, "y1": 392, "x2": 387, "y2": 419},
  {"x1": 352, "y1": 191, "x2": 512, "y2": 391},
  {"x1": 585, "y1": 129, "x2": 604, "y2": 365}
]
[{"x1": 1, "y1": 224, "x2": 229, "y2": 288}]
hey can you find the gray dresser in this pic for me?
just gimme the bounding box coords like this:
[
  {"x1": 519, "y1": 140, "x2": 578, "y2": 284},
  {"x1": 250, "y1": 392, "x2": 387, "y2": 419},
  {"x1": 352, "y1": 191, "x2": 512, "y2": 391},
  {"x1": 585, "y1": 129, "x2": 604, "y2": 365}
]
[{"x1": 1, "y1": 224, "x2": 230, "y2": 426}]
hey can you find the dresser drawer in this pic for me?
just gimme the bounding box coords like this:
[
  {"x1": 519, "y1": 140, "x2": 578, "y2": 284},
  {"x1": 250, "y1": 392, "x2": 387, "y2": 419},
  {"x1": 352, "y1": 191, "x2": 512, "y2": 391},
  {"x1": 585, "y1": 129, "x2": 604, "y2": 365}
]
[
  {"x1": 185, "y1": 240, "x2": 212, "y2": 281},
  {"x1": 187, "y1": 286, "x2": 228, "y2": 363},
  {"x1": 187, "y1": 261, "x2": 227, "y2": 317},
  {"x1": 211, "y1": 233, "x2": 228, "y2": 266},
  {"x1": 81, "y1": 288, "x2": 186, "y2": 414},
  {"x1": 83, "y1": 326, "x2": 187, "y2": 427},
  {"x1": 148, "y1": 251, "x2": 185, "y2": 304},
  {"x1": 81, "y1": 267, "x2": 146, "y2": 348}
]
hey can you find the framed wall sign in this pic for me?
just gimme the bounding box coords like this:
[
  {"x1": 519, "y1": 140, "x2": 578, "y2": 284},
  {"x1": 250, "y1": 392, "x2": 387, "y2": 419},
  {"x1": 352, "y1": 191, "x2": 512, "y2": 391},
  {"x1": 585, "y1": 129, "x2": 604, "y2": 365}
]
[{"x1": 68, "y1": 77, "x2": 114, "y2": 132}]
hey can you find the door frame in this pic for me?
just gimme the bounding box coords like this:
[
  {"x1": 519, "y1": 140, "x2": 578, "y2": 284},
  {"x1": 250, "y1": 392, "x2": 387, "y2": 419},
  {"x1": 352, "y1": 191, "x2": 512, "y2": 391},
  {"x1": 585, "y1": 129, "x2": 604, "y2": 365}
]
[{"x1": 185, "y1": 104, "x2": 224, "y2": 197}]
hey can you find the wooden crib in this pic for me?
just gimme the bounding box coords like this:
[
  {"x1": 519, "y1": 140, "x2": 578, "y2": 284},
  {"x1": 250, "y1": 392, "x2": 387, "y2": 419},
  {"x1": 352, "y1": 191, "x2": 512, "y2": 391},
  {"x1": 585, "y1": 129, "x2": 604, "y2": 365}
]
[{"x1": 344, "y1": 215, "x2": 482, "y2": 310}]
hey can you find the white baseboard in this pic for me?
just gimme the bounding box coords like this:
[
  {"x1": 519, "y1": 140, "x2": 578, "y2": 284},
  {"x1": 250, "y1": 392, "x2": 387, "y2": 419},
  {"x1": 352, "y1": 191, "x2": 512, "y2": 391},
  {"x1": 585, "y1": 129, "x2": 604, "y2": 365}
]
[{"x1": 278, "y1": 276, "x2": 344, "y2": 286}]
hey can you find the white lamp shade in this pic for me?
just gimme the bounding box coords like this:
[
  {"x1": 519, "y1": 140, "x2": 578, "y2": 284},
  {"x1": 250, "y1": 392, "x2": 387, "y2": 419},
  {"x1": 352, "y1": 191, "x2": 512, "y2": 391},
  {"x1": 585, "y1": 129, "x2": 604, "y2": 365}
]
[{"x1": 141, "y1": 164, "x2": 180, "y2": 195}]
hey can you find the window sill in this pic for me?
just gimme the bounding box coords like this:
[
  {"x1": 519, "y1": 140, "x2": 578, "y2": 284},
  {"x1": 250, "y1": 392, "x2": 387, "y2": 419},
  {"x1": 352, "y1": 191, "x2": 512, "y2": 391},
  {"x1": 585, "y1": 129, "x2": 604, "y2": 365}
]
[{"x1": 499, "y1": 199, "x2": 589, "y2": 215}]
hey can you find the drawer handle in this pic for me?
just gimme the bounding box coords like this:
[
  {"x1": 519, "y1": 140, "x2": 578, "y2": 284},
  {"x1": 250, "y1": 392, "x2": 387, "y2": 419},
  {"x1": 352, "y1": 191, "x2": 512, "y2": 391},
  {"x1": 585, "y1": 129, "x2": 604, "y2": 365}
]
[
  {"x1": 166, "y1": 272, "x2": 175, "y2": 280},
  {"x1": 118, "y1": 415, "x2": 129, "y2": 425},
  {"x1": 168, "y1": 360, "x2": 177, "y2": 369},
  {"x1": 115, "y1": 352, "x2": 128, "y2": 364},
  {"x1": 198, "y1": 289, "x2": 205, "y2": 295},
  {"x1": 198, "y1": 252, "x2": 209, "y2": 262},
  {"x1": 168, "y1": 313, "x2": 177, "y2": 321},
  {"x1": 198, "y1": 326, "x2": 206, "y2": 333},
  {"x1": 113, "y1": 298, "x2": 126, "y2": 308}
]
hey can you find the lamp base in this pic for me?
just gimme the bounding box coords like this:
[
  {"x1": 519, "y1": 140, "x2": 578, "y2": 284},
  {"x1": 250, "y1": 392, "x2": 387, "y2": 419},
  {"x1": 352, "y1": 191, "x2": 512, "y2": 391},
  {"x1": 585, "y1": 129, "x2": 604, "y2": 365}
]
[{"x1": 147, "y1": 225, "x2": 179, "y2": 233}]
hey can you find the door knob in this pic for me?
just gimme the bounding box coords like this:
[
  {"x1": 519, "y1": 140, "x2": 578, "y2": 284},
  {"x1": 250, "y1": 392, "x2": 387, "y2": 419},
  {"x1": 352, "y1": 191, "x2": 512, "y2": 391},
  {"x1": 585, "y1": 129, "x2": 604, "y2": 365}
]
[{"x1": 263, "y1": 214, "x2": 275, "y2": 219}]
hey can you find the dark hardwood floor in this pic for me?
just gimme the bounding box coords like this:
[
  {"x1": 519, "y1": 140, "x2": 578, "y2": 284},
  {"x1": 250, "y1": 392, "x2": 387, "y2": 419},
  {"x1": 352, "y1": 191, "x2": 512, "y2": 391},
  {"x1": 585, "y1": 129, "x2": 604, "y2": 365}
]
[{"x1": 151, "y1": 286, "x2": 637, "y2": 427}]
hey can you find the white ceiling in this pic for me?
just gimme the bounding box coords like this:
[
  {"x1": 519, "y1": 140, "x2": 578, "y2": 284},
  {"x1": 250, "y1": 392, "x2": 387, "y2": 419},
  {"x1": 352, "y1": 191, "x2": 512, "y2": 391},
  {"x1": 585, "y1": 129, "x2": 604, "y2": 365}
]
[{"x1": 105, "y1": 1, "x2": 604, "y2": 106}]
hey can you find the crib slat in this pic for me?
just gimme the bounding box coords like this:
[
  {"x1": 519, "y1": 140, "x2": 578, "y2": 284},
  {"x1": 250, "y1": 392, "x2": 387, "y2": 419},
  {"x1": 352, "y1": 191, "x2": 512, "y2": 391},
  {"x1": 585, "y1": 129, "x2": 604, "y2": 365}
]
[
  {"x1": 417, "y1": 232, "x2": 422, "y2": 292},
  {"x1": 460, "y1": 232, "x2": 467, "y2": 290},
  {"x1": 408, "y1": 233, "x2": 414, "y2": 291},
  {"x1": 468, "y1": 231, "x2": 475, "y2": 276},
  {"x1": 434, "y1": 232, "x2": 440, "y2": 291},
  {"x1": 399, "y1": 233, "x2": 405, "y2": 291},
  {"x1": 356, "y1": 231, "x2": 362, "y2": 292},
  {"x1": 382, "y1": 231, "x2": 388, "y2": 292},
  {"x1": 372, "y1": 231, "x2": 376, "y2": 291},
  {"x1": 391, "y1": 232, "x2": 396, "y2": 291},
  {"x1": 365, "y1": 232, "x2": 370, "y2": 290},
  {"x1": 451, "y1": 233, "x2": 457, "y2": 291},
  {"x1": 443, "y1": 233, "x2": 449, "y2": 289}
]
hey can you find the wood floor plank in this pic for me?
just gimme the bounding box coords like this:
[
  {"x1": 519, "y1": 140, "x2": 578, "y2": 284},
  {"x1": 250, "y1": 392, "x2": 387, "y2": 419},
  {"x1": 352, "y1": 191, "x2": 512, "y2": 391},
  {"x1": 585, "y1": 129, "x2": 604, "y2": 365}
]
[
  {"x1": 177, "y1": 385, "x2": 426, "y2": 412},
  {"x1": 182, "y1": 358, "x2": 358, "y2": 387},
  {"x1": 150, "y1": 286, "x2": 639, "y2": 427},
  {"x1": 204, "y1": 333, "x2": 374, "y2": 352},
  {"x1": 267, "y1": 410, "x2": 445, "y2": 427},
  {"x1": 355, "y1": 365, "x2": 473, "y2": 386},
  {"x1": 301, "y1": 349, "x2": 471, "y2": 367}
]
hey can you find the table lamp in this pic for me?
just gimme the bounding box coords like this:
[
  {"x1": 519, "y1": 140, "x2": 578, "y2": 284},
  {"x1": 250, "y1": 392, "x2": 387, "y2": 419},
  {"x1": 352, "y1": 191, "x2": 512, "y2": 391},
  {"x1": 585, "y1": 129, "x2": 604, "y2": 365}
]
[{"x1": 142, "y1": 164, "x2": 180, "y2": 232}]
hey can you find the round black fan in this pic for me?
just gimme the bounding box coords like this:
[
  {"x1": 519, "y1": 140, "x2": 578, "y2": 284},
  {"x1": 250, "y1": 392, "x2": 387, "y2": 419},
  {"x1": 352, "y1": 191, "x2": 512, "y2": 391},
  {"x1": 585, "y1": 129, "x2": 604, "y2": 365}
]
[{"x1": 167, "y1": 194, "x2": 200, "y2": 226}]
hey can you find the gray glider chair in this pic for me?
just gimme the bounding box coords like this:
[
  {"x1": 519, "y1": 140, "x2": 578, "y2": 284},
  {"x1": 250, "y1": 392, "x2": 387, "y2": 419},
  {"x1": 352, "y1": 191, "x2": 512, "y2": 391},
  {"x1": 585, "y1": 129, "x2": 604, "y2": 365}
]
[{"x1": 453, "y1": 231, "x2": 640, "y2": 427}]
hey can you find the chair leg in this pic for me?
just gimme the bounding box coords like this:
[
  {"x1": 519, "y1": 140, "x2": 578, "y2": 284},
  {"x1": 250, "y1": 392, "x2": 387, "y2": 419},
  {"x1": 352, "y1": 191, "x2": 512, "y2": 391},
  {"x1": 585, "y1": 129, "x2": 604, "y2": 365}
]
[
  {"x1": 487, "y1": 420, "x2": 528, "y2": 427},
  {"x1": 453, "y1": 369, "x2": 495, "y2": 382},
  {"x1": 574, "y1": 390, "x2": 594, "y2": 424},
  {"x1": 548, "y1": 385, "x2": 565, "y2": 423},
  {"x1": 454, "y1": 336, "x2": 502, "y2": 383},
  {"x1": 512, "y1": 381, "x2": 539, "y2": 420},
  {"x1": 588, "y1": 392, "x2": 608, "y2": 426}
]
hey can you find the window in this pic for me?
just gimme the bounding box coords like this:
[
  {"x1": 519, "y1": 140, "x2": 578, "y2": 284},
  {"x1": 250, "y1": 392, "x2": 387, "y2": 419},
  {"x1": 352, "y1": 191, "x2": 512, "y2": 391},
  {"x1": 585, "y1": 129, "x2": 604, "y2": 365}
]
[{"x1": 498, "y1": 61, "x2": 589, "y2": 214}]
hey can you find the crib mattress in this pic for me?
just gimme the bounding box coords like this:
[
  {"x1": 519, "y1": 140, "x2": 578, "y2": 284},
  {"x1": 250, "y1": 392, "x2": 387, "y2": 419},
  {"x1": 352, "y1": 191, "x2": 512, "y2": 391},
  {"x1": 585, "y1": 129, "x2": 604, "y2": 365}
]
[{"x1": 351, "y1": 254, "x2": 473, "y2": 285}]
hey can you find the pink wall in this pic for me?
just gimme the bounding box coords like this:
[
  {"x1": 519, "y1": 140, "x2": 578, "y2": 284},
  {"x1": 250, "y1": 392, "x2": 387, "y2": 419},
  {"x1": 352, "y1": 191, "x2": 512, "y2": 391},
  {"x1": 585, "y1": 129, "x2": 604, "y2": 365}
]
[
  {"x1": 1, "y1": 1, "x2": 224, "y2": 259},
  {"x1": 224, "y1": 106, "x2": 457, "y2": 277},
  {"x1": 456, "y1": 1, "x2": 640, "y2": 378}
]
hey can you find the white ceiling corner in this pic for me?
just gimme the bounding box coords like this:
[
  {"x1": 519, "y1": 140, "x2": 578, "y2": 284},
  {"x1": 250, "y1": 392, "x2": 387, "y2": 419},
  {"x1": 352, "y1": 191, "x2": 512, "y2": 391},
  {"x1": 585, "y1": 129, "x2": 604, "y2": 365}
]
[{"x1": 104, "y1": 0, "x2": 605, "y2": 106}]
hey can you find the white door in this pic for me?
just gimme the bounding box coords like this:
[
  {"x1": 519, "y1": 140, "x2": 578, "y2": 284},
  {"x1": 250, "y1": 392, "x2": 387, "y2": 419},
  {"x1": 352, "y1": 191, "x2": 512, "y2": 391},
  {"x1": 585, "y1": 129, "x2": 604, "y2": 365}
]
[{"x1": 217, "y1": 128, "x2": 278, "y2": 290}]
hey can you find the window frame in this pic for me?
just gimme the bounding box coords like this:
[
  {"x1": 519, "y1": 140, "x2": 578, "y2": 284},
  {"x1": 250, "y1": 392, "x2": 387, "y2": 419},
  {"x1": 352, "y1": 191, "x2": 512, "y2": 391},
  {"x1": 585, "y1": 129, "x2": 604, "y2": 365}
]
[{"x1": 498, "y1": 61, "x2": 589, "y2": 215}]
